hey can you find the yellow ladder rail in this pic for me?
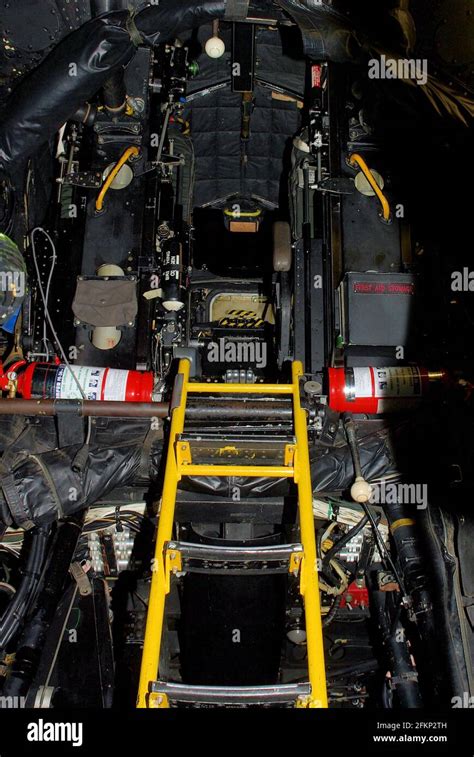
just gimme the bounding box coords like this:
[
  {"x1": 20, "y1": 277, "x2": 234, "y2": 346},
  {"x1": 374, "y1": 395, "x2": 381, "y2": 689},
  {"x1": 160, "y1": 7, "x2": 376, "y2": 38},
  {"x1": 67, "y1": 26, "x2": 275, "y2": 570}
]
[
  {"x1": 292, "y1": 361, "x2": 328, "y2": 708},
  {"x1": 137, "y1": 359, "x2": 328, "y2": 708},
  {"x1": 137, "y1": 358, "x2": 190, "y2": 708}
]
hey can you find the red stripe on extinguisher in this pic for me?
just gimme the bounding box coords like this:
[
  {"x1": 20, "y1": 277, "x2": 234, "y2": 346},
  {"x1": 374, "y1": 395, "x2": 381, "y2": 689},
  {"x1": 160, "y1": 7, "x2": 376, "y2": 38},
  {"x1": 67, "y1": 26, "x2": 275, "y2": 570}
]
[{"x1": 101, "y1": 367, "x2": 109, "y2": 401}]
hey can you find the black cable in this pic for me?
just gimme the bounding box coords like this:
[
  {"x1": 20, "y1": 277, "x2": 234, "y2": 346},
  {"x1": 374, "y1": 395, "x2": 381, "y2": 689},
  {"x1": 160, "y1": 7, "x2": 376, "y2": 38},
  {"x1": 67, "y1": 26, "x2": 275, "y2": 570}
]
[
  {"x1": 0, "y1": 525, "x2": 51, "y2": 652},
  {"x1": 381, "y1": 679, "x2": 393, "y2": 709},
  {"x1": 3, "y1": 515, "x2": 84, "y2": 697},
  {"x1": 341, "y1": 413, "x2": 407, "y2": 598},
  {"x1": 342, "y1": 414, "x2": 363, "y2": 479},
  {"x1": 322, "y1": 595, "x2": 342, "y2": 627},
  {"x1": 328, "y1": 660, "x2": 379, "y2": 679},
  {"x1": 361, "y1": 501, "x2": 406, "y2": 597},
  {"x1": 0, "y1": 177, "x2": 15, "y2": 236}
]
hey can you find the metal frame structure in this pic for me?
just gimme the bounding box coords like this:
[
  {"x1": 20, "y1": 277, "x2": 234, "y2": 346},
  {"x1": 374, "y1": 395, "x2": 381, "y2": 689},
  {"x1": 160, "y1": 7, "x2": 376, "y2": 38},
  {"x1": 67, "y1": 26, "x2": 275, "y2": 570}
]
[{"x1": 137, "y1": 359, "x2": 327, "y2": 708}]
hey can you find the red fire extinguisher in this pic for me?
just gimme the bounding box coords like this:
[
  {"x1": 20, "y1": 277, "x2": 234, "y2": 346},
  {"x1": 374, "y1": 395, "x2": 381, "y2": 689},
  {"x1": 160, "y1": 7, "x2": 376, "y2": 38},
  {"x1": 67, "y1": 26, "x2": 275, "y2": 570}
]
[
  {"x1": 328, "y1": 366, "x2": 446, "y2": 414},
  {"x1": 1, "y1": 360, "x2": 154, "y2": 402}
]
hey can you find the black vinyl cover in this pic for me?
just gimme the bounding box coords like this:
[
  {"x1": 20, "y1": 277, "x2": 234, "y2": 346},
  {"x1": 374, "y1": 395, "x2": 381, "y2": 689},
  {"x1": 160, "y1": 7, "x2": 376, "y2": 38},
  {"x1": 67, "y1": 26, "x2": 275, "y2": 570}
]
[
  {"x1": 0, "y1": 418, "x2": 162, "y2": 529},
  {"x1": 0, "y1": 11, "x2": 133, "y2": 178},
  {"x1": 274, "y1": 0, "x2": 364, "y2": 63},
  {"x1": 0, "y1": 414, "x2": 397, "y2": 528},
  {"x1": 178, "y1": 429, "x2": 398, "y2": 497},
  {"x1": 0, "y1": 0, "x2": 368, "y2": 179},
  {"x1": 0, "y1": 2, "x2": 226, "y2": 179}
]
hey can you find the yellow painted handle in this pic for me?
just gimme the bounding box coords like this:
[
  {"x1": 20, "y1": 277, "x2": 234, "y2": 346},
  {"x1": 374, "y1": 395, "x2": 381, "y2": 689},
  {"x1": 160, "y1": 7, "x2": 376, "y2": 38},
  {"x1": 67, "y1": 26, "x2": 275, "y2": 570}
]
[
  {"x1": 95, "y1": 145, "x2": 139, "y2": 212},
  {"x1": 349, "y1": 153, "x2": 391, "y2": 222}
]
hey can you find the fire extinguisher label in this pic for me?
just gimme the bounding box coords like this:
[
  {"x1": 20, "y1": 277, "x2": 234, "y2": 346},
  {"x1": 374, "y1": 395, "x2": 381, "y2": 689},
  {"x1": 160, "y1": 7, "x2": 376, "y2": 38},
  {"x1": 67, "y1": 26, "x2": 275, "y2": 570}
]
[
  {"x1": 102, "y1": 369, "x2": 128, "y2": 402},
  {"x1": 352, "y1": 368, "x2": 373, "y2": 398},
  {"x1": 373, "y1": 366, "x2": 422, "y2": 398},
  {"x1": 54, "y1": 366, "x2": 104, "y2": 400},
  {"x1": 54, "y1": 366, "x2": 128, "y2": 401}
]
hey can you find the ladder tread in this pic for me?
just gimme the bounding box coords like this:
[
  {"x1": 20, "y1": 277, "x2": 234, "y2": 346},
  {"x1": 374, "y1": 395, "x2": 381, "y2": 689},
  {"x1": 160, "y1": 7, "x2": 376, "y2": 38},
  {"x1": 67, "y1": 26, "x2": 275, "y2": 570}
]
[
  {"x1": 151, "y1": 681, "x2": 311, "y2": 706},
  {"x1": 166, "y1": 540, "x2": 303, "y2": 574}
]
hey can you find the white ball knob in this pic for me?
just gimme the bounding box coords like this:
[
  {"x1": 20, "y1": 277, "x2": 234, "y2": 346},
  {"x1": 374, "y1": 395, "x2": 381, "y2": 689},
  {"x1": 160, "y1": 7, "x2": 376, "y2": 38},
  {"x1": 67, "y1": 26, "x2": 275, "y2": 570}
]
[
  {"x1": 205, "y1": 36, "x2": 225, "y2": 59},
  {"x1": 350, "y1": 476, "x2": 372, "y2": 504}
]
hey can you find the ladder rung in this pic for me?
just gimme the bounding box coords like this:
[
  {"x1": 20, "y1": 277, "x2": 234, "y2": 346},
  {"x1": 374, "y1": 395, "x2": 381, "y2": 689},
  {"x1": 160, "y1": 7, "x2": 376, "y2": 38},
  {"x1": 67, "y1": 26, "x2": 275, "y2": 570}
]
[
  {"x1": 178, "y1": 464, "x2": 295, "y2": 478},
  {"x1": 166, "y1": 541, "x2": 303, "y2": 575},
  {"x1": 176, "y1": 435, "x2": 296, "y2": 468},
  {"x1": 187, "y1": 383, "x2": 294, "y2": 395},
  {"x1": 151, "y1": 681, "x2": 311, "y2": 706}
]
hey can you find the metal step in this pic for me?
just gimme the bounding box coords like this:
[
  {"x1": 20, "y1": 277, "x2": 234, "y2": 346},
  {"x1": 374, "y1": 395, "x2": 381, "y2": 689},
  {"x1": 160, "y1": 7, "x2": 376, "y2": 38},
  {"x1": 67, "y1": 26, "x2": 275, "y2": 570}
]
[
  {"x1": 150, "y1": 681, "x2": 311, "y2": 707},
  {"x1": 176, "y1": 433, "x2": 296, "y2": 467},
  {"x1": 166, "y1": 540, "x2": 303, "y2": 575},
  {"x1": 174, "y1": 490, "x2": 294, "y2": 525}
]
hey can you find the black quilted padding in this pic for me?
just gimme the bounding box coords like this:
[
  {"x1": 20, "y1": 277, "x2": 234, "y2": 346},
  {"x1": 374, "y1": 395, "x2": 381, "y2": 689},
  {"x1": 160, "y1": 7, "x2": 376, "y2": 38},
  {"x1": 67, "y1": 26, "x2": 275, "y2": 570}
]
[{"x1": 184, "y1": 84, "x2": 301, "y2": 208}]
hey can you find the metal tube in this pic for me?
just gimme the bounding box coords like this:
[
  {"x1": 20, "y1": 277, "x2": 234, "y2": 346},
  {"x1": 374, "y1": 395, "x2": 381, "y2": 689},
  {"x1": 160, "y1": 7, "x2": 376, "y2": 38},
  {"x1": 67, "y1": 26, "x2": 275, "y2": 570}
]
[
  {"x1": 186, "y1": 401, "x2": 293, "y2": 420},
  {"x1": 0, "y1": 399, "x2": 169, "y2": 418},
  {"x1": 180, "y1": 465, "x2": 294, "y2": 479},
  {"x1": 188, "y1": 383, "x2": 293, "y2": 395},
  {"x1": 0, "y1": 399, "x2": 291, "y2": 420}
]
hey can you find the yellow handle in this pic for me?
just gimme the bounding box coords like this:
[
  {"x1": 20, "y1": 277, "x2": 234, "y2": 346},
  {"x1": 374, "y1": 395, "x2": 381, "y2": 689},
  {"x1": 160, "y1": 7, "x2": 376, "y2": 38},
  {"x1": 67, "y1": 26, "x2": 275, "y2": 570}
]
[
  {"x1": 349, "y1": 153, "x2": 391, "y2": 222},
  {"x1": 95, "y1": 145, "x2": 139, "y2": 212}
]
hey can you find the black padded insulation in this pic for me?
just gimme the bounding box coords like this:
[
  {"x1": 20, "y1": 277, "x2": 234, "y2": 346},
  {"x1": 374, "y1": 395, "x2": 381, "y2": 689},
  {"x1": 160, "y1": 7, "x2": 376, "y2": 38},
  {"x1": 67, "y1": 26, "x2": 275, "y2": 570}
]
[
  {"x1": 0, "y1": 2, "x2": 227, "y2": 180},
  {"x1": 274, "y1": 0, "x2": 364, "y2": 63},
  {"x1": 0, "y1": 417, "x2": 162, "y2": 529},
  {"x1": 184, "y1": 84, "x2": 301, "y2": 208}
]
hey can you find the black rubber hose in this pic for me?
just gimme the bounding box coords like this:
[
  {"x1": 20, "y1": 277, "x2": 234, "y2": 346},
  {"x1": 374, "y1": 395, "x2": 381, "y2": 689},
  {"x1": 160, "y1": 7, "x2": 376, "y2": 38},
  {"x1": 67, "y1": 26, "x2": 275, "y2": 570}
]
[
  {"x1": 400, "y1": 504, "x2": 467, "y2": 704},
  {"x1": 91, "y1": 0, "x2": 122, "y2": 13},
  {"x1": 0, "y1": 525, "x2": 51, "y2": 652},
  {"x1": 2, "y1": 515, "x2": 84, "y2": 697},
  {"x1": 370, "y1": 586, "x2": 423, "y2": 708},
  {"x1": 328, "y1": 659, "x2": 379, "y2": 679},
  {"x1": 102, "y1": 68, "x2": 127, "y2": 114},
  {"x1": 71, "y1": 102, "x2": 98, "y2": 128},
  {"x1": 91, "y1": 0, "x2": 127, "y2": 116},
  {"x1": 0, "y1": 12, "x2": 133, "y2": 181}
]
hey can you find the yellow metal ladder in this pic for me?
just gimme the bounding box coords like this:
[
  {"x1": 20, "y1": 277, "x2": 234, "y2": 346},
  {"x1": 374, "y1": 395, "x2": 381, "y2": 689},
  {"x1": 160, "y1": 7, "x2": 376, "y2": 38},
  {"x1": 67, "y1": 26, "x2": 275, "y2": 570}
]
[{"x1": 137, "y1": 359, "x2": 328, "y2": 708}]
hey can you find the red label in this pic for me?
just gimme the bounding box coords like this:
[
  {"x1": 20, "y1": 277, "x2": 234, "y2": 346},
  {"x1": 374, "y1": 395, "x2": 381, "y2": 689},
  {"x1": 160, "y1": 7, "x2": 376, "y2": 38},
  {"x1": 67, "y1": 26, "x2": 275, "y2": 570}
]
[
  {"x1": 353, "y1": 282, "x2": 414, "y2": 296},
  {"x1": 311, "y1": 65, "x2": 322, "y2": 89}
]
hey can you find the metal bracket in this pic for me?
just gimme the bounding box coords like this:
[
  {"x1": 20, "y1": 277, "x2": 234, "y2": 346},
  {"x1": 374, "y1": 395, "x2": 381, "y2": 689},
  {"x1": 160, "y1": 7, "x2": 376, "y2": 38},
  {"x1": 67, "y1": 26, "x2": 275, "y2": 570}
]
[
  {"x1": 313, "y1": 177, "x2": 354, "y2": 195},
  {"x1": 148, "y1": 692, "x2": 169, "y2": 708},
  {"x1": 69, "y1": 561, "x2": 92, "y2": 597},
  {"x1": 164, "y1": 546, "x2": 182, "y2": 593},
  {"x1": 63, "y1": 171, "x2": 103, "y2": 189}
]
